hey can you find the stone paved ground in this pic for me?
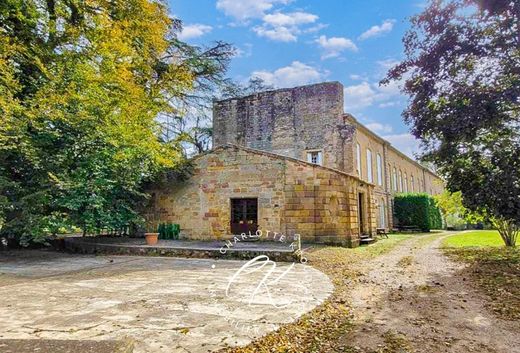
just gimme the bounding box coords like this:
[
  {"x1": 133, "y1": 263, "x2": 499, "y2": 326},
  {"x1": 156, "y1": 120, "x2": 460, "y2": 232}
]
[{"x1": 0, "y1": 250, "x2": 333, "y2": 353}]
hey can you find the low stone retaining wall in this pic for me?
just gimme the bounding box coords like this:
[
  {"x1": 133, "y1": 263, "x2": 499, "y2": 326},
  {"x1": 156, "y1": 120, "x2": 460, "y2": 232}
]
[
  {"x1": 0, "y1": 339, "x2": 133, "y2": 353},
  {"x1": 63, "y1": 237, "x2": 299, "y2": 262}
]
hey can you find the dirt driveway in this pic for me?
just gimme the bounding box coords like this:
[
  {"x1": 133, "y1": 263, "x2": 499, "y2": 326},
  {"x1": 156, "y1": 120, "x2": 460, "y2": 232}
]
[
  {"x1": 346, "y1": 234, "x2": 520, "y2": 353},
  {"x1": 0, "y1": 251, "x2": 332, "y2": 353}
]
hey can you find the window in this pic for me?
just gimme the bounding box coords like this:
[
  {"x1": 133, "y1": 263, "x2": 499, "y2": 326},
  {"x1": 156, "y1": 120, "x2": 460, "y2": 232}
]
[
  {"x1": 404, "y1": 173, "x2": 408, "y2": 192},
  {"x1": 307, "y1": 151, "x2": 323, "y2": 165},
  {"x1": 392, "y1": 167, "x2": 397, "y2": 191},
  {"x1": 366, "y1": 149, "x2": 373, "y2": 183},
  {"x1": 399, "y1": 170, "x2": 403, "y2": 192},
  {"x1": 356, "y1": 143, "x2": 362, "y2": 177},
  {"x1": 411, "y1": 175, "x2": 415, "y2": 192},
  {"x1": 376, "y1": 154, "x2": 383, "y2": 186}
]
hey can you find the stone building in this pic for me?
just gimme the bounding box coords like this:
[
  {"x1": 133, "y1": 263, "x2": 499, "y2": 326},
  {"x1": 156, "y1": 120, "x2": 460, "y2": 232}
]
[{"x1": 145, "y1": 82, "x2": 443, "y2": 247}]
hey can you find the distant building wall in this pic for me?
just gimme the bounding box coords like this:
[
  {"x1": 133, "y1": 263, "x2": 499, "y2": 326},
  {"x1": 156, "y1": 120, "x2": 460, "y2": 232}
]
[{"x1": 345, "y1": 114, "x2": 445, "y2": 229}]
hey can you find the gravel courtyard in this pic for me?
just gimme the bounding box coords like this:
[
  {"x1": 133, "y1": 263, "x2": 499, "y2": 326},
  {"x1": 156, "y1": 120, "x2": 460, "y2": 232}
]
[{"x1": 0, "y1": 251, "x2": 333, "y2": 353}]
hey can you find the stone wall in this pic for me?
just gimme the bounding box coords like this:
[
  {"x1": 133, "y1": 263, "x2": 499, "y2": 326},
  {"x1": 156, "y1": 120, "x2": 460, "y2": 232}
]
[
  {"x1": 144, "y1": 146, "x2": 285, "y2": 240},
  {"x1": 144, "y1": 145, "x2": 375, "y2": 246},
  {"x1": 213, "y1": 82, "x2": 354, "y2": 171},
  {"x1": 344, "y1": 114, "x2": 445, "y2": 229},
  {"x1": 281, "y1": 160, "x2": 373, "y2": 246}
]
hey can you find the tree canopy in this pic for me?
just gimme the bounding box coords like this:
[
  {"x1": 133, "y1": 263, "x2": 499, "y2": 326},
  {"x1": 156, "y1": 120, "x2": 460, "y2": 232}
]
[
  {"x1": 0, "y1": 0, "x2": 231, "y2": 243},
  {"x1": 383, "y1": 0, "x2": 520, "y2": 245}
]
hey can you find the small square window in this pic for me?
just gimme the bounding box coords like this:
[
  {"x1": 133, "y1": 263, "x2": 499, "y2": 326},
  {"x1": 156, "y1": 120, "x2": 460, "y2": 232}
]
[{"x1": 307, "y1": 151, "x2": 323, "y2": 165}]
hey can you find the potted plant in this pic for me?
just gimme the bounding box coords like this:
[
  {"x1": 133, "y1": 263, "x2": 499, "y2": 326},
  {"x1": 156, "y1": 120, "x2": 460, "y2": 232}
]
[
  {"x1": 157, "y1": 222, "x2": 181, "y2": 240},
  {"x1": 144, "y1": 223, "x2": 159, "y2": 246}
]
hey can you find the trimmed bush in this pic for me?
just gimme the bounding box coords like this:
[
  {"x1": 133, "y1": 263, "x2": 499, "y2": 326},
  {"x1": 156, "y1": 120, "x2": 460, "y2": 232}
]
[{"x1": 394, "y1": 193, "x2": 443, "y2": 232}]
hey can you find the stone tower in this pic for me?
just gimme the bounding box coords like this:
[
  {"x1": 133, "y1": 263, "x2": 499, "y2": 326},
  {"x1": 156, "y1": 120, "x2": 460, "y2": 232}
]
[{"x1": 213, "y1": 81, "x2": 355, "y2": 171}]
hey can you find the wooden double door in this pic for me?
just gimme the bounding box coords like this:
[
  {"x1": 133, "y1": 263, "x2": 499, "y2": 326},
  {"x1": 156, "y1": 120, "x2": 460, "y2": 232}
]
[{"x1": 230, "y1": 198, "x2": 258, "y2": 235}]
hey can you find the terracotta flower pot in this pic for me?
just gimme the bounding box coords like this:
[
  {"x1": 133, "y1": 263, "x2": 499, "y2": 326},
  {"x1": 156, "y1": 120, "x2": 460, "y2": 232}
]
[{"x1": 145, "y1": 232, "x2": 159, "y2": 246}]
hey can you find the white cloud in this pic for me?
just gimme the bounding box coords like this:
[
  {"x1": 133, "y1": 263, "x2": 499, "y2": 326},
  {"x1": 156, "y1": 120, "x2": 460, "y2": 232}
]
[
  {"x1": 303, "y1": 23, "x2": 328, "y2": 34},
  {"x1": 378, "y1": 102, "x2": 398, "y2": 108},
  {"x1": 344, "y1": 80, "x2": 402, "y2": 111},
  {"x1": 254, "y1": 11, "x2": 319, "y2": 42},
  {"x1": 217, "y1": 0, "x2": 322, "y2": 42},
  {"x1": 263, "y1": 11, "x2": 318, "y2": 26},
  {"x1": 377, "y1": 79, "x2": 401, "y2": 96},
  {"x1": 344, "y1": 82, "x2": 377, "y2": 110},
  {"x1": 315, "y1": 35, "x2": 358, "y2": 59},
  {"x1": 377, "y1": 59, "x2": 400, "y2": 71},
  {"x1": 253, "y1": 25, "x2": 298, "y2": 42},
  {"x1": 234, "y1": 43, "x2": 253, "y2": 58},
  {"x1": 178, "y1": 24, "x2": 213, "y2": 40},
  {"x1": 251, "y1": 61, "x2": 328, "y2": 88},
  {"x1": 349, "y1": 74, "x2": 366, "y2": 81},
  {"x1": 366, "y1": 122, "x2": 393, "y2": 134},
  {"x1": 359, "y1": 19, "x2": 396, "y2": 40},
  {"x1": 382, "y1": 133, "x2": 421, "y2": 159},
  {"x1": 216, "y1": 0, "x2": 291, "y2": 22}
]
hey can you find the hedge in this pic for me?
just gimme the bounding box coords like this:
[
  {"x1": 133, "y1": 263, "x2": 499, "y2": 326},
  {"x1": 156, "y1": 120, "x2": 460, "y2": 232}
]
[{"x1": 393, "y1": 193, "x2": 443, "y2": 232}]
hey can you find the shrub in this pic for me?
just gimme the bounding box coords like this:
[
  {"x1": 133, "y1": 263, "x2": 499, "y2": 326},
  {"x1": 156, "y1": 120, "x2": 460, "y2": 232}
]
[
  {"x1": 158, "y1": 222, "x2": 180, "y2": 240},
  {"x1": 394, "y1": 193, "x2": 443, "y2": 232}
]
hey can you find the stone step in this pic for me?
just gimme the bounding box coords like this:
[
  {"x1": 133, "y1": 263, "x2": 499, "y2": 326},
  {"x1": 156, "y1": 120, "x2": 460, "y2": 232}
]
[
  {"x1": 63, "y1": 236, "x2": 300, "y2": 262},
  {"x1": 359, "y1": 237, "x2": 376, "y2": 244}
]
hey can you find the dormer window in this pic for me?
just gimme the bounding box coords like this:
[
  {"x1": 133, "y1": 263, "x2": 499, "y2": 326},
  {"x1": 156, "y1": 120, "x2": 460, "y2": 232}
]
[{"x1": 307, "y1": 150, "x2": 323, "y2": 165}]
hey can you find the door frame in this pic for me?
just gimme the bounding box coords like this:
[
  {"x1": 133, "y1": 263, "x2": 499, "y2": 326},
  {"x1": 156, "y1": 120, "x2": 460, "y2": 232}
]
[
  {"x1": 358, "y1": 192, "x2": 365, "y2": 235},
  {"x1": 230, "y1": 198, "x2": 259, "y2": 235}
]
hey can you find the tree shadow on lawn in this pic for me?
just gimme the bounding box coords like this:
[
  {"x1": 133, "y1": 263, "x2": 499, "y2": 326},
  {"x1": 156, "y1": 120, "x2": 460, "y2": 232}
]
[{"x1": 444, "y1": 246, "x2": 520, "y2": 320}]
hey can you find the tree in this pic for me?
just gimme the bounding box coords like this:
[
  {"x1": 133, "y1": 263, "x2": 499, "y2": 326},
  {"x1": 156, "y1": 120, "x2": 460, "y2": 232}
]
[
  {"x1": 158, "y1": 40, "x2": 235, "y2": 156},
  {"x1": 0, "y1": 0, "x2": 229, "y2": 243},
  {"x1": 434, "y1": 191, "x2": 484, "y2": 229},
  {"x1": 161, "y1": 77, "x2": 273, "y2": 156},
  {"x1": 383, "y1": 0, "x2": 520, "y2": 246}
]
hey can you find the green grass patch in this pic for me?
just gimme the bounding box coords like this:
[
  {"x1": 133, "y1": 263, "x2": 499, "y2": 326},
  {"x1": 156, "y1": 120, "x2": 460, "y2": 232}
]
[
  {"x1": 351, "y1": 233, "x2": 416, "y2": 258},
  {"x1": 442, "y1": 230, "x2": 506, "y2": 248}
]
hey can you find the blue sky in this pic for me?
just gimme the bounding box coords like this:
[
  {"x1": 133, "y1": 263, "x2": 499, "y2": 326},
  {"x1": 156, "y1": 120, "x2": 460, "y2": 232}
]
[{"x1": 168, "y1": 0, "x2": 427, "y2": 158}]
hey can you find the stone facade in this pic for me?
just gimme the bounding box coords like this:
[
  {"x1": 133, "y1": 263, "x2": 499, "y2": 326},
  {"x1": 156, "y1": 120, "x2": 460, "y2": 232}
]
[
  {"x1": 345, "y1": 114, "x2": 444, "y2": 229},
  {"x1": 213, "y1": 82, "x2": 355, "y2": 171},
  {"x1": 144, "y1": 81, "x2": 444, "y2": 246},
  {"x1": 145, "y1": 145, "x2": 375, "y2": 246}
]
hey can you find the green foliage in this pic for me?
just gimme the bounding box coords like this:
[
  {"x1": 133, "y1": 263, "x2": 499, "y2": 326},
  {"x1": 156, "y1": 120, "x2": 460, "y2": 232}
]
[
  {"x1": 383, "y1": 0, "x2": 520, "y2": 244},
  {"x1": 394, "y1": 193, "x2": 443, "y2": 232},
  {"x1": 0, "y1": 0, "x2": 229, "y2": 244},
  {"x1": 434, "y1": 191, "x2": 484, "y2": 229},
  {"x1": 158, "y1": 222, "x2": 180, "y2": 240},
  {"x1": 428, "y1": 197, "x2": 443, "y2": 230}
]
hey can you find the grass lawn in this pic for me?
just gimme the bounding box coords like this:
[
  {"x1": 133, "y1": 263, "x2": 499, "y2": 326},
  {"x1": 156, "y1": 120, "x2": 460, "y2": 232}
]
[{"x1": 442, "y1": 230, "x2": 506, "y2": 248}]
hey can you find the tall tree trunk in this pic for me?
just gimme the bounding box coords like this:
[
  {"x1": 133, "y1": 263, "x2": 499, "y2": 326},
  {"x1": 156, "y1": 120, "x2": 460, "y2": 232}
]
[{"x1": 492, "y1": 217, "x2": 519, "y2": 247}]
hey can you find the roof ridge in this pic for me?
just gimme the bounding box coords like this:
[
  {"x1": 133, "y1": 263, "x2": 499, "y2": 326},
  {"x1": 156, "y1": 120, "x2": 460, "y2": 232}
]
[{"x1": 220, "y1": 143, "x2": 367, "y2": 183}]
